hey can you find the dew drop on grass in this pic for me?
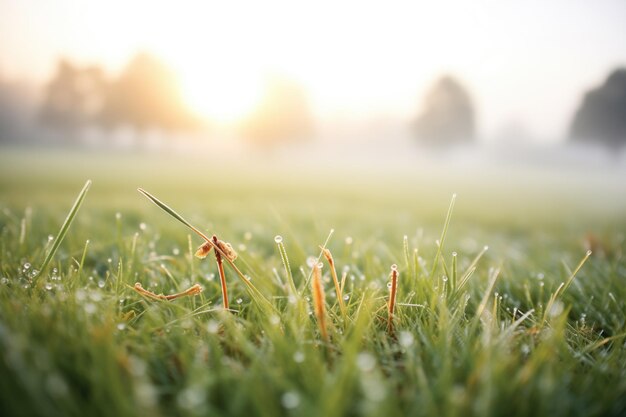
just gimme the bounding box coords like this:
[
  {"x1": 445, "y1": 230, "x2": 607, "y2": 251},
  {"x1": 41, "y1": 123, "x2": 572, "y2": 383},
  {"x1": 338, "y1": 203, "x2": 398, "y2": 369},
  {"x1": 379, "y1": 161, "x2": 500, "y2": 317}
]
[
  {"x1": 398, "y1": 331, "x2": 415, "y2": 347},
  {"x1": 206, "y1": 273, "x2": 215, "y2": 282},
  {"x1": 356, "y1": 352, "x2": 376, "y2": 372},
  {"x1": 387, "y1": 282, "x2": 393, "y2": 288},
  {"x1": 391, "y1": 264, "x2": 398, "y2": 271},
  {"x1": 23, "y1": 262, "x2": 31, "y2": 270},
  {"x1": 317, "y1": 262, "x2": 324, "y2": 269},
  {"x1": 45, "y1": 283, "x2": 53, "y2": 291},
  {"x1": 345, "y1": 236, "x2": 353, "y2": 245},
  {"x1": 207, "y1": 320, "x2": 219, "y2": 334},
  {"x1": 139, "y1": 222, "x2": 147, "y2": 231},
  {"x1": 281, "y1": 391, "x2": 300, "y2": 409},
  {"x1": 117, "y1": 323, "x2": 126, "y2": 331},
  {"x1": 293, "y1": 351, "x2": 305, "y2": 363},
  {"x1": 115, "y1": 212, "x2": 122, "y2": 220},
  {"x1": 306, "y1": 257, "x2": 316, "y2": 268},
  {"x1": 236, "y1": 298, "x2": 243, "y2": 305},
  {"x1": 269, "y1": 315, "x2": 280, "y2": 325},
  {"x1": 343, "y1": 294, "x2": 350, "y2": 301},
  {"x1": 98, "y1": 280, "x2": 105, "y2": 289},
  {"x1": 172, "y1": 248, "x2": 180, "y2": 256},
  {"x1": 274, "y1": 235, "x2": 283, "y2": 244}
]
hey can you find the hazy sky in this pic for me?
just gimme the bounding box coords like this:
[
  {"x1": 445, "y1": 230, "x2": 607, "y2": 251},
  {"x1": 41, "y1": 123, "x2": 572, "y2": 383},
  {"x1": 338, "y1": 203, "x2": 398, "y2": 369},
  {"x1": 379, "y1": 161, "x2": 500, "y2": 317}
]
[{"x1": 1, "y1": 0, "x2": 625, "y2": 140}]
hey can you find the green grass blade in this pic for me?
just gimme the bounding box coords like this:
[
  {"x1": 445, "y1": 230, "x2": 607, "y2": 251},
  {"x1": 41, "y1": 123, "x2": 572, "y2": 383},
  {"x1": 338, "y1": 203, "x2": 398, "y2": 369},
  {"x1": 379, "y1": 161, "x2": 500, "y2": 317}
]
[
  {"x1": 137, "y1": 188, "x2": 208, "y2": 240},
  {"x1": 36, "y1": 179, "x2": 91, "y2": 279},
  {"x1": 430, "y1": 193, "x2": 456, "y2": 279}
]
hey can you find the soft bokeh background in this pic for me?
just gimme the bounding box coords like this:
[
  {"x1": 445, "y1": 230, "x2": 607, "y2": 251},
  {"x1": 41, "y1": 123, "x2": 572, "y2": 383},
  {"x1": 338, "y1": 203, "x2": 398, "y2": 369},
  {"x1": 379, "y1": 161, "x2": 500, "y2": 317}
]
[{"x1": 1, "y1": 0, "x2": 625, "y2": 219}]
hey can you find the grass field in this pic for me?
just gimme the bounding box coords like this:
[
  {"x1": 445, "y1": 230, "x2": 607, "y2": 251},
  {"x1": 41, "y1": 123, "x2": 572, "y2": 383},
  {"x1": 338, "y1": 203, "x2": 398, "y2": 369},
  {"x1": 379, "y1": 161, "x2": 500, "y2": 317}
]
[{"x1": 0, "y1": 149, "x2": 625, "y2": 417}]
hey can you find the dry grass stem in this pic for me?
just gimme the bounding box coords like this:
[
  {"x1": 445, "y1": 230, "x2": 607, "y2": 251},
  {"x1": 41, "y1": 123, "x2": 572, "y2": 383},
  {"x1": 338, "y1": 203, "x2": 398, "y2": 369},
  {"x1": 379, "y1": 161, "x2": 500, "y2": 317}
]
[
  {"x1": 387, "y1": 264, "x2": 398, "y2": 334},
  {"x1": 133, "y1": 282, "x2": 203, "y2": 301},
  {"x1": 320, "y1": 246, "x2": 347, "y2": 319},
  {"x1": 312, "y1": 263, "x2": 328, "y2": 342},
  {"x1": 212, "y1": 235, "x2": 231, "y2": 309}
]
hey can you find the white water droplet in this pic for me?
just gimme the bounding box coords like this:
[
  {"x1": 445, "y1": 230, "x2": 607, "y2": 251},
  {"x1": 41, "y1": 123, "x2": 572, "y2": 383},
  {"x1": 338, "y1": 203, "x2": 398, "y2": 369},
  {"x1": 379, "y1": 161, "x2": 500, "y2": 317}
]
[
  {"x1": 236, "y1": 298, "x2": 243, "y2": 305},
  {"x1": 98, "y1": 280, "x2": 105, "y2": 288},
  {"x1": 356, "y1": 352, "x2": 376, "y2": 372},
  {"x1": 391, "y1": 264, "x2": 398, "y2": 271},
  {"x1": 345, "y1": 236, "x2": 353, "y2": 245},
  {"x1": 139, "y1": 222, "x2": 147, "y2": 231},
  {"x1": 274, "y1": 235, "x2": 283, "y2": 244},
  {"x1": 281, "y1": 391, "x2": 300, "y2": 409},
  {"x1": 293, "y1": 351, "x2": 305, "y2": 363},
  {"x1": 399, "y1": 331, "x2": 415, "y2": 347},
  {"x1": 207, "y1": 320, "x2": 219, "y2": 334},
  {"x1": 45, "y1": 283, "x2": 53, "y2": 290},
  {"x1": 117, "y1": 323, "x2": 126, "y2": 331},
  {"x1": 343, "y1": 294, "x2": 350, "y2": 301}
]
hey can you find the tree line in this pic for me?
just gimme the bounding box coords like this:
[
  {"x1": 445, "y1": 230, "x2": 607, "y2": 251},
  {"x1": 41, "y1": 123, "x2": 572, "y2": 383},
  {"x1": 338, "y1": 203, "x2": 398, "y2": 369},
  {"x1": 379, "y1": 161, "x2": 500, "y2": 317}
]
[{"x1": 1, "y1": 53, "x2": 625, "y2": 149}]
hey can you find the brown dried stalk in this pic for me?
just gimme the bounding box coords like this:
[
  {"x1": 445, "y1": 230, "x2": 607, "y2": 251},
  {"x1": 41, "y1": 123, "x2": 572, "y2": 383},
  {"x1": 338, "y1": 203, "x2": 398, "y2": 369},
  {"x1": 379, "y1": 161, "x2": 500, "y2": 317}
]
[
  {"x1": 311, "y1": 263, "x2": 328, "y2": 342},
  {"x1": 320, "y1": 246, "x2": 347, "y2": 319},
  {"x1": 195, "y1": 235, "x2": 237, "y2": 310},
  {"x1": 133, "y1": 282, "x2": 203, "y2": 301},
  {"x1": 215, "y1": 235, "x2": 230, "y2": 309},
  {"x1": 387, "y1": 264, "x2": 399, "y2": 334}
]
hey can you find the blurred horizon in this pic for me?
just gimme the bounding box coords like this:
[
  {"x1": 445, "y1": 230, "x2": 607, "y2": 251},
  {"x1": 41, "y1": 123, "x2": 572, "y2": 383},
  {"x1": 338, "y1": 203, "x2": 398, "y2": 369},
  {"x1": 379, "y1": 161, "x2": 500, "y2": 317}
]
[{"x1": 1, "y1": 0, "x2": 626, "y2": 146}]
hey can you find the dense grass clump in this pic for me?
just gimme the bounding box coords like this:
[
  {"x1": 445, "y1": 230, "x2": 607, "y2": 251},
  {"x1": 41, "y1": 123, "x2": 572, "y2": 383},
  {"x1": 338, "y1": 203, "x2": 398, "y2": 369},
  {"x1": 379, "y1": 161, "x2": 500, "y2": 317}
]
[{"x1": 0, "y1": 151, "x2": 625, "y2": 417}]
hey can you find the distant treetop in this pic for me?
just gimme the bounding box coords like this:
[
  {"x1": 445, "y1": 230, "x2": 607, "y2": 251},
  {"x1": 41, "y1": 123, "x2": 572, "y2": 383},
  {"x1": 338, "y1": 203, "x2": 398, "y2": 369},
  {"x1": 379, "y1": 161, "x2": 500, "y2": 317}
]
[
  {"x1": 414, "y1": 75, "x2": 475, "y2": 146},
  {"x1": 570, "y1": 68, "x2": 626, "y2": 149}
]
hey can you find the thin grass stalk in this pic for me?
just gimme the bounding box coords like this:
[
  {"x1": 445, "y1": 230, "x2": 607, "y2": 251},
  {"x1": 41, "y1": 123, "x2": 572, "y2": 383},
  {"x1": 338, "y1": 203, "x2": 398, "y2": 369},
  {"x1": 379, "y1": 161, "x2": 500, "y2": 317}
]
[
  {"x1": 451, "y1": 251, "x2": 457, "y2": 291},
  {"x1": 276, "y1": 235, "x2": 297, "y2": 295},
  {"x1": 300, "y1": 229, "x2": 334, "y2": 295},
  {"x1": 542, "y1": 250, "x2": 592, "y2": 323},
  {"x1": 430, "y1": 193, "x2": 456, "y2": 279},
  {"x1": 36, "y1": 179, "x2": 91, "y2": 280}
]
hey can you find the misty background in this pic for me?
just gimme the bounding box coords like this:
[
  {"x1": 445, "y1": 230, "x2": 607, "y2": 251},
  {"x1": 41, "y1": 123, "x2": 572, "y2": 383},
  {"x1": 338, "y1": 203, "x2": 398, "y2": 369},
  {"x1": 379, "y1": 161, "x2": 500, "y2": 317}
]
[{"x1": 1, "y1": 0, "x2": 626, "y2": 170}]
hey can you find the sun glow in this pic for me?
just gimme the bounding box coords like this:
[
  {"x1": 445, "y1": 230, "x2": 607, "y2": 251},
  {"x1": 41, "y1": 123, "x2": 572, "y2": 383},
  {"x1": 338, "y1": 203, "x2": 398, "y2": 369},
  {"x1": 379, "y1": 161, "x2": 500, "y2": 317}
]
[{"x1": 180, "y1": 69, "x2": 263, "y2": 124}]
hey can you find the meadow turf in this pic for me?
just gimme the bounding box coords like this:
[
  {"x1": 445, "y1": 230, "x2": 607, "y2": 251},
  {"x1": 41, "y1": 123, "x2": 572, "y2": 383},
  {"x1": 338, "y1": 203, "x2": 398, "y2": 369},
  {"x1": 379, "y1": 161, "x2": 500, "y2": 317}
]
[{"x1": 0, "y1": 149, "x2": 625, "y2": 417}]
